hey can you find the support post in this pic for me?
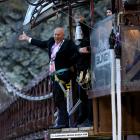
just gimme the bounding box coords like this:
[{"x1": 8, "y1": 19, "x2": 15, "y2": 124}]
[
  {"x1": 110, "y1": 49, "x2": 117, "y2": 140},
  {"x1": 116, "y1": 58, "x2": 122, "y2": 140}
]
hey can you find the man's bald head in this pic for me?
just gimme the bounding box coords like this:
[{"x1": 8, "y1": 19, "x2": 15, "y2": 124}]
[{"x1": 54, "y1": 27, "x2": 64, "y2": 44}]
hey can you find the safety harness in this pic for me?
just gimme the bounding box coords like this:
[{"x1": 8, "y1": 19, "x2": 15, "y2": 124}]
[{"x1": 51, "y1": 68, "x2": 71, "y2": 97}]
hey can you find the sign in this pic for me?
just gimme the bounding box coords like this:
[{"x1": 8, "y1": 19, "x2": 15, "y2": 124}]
[
  {"x1": 95, "y1": 49, "x2": 110, "y2": 67},
  {"x1": 50, "y1": 132, "x2": 88, "y2": 139}
]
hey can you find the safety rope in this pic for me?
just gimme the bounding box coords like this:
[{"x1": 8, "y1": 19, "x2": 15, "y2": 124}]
[{"x1": 0, "y1": 68, "x2": 53, "y2": 101}]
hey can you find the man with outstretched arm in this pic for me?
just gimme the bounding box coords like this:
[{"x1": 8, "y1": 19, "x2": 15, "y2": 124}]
[{"x1": 19, "y1": 27, "x2": 88, "y2": 128}]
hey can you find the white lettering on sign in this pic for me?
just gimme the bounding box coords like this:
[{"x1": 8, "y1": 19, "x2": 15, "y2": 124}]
[
  {"x1": 95, "y1": 49, "x2": 110, "y2": 67},
  {"x1": 50, "y1": 132, "x2": 88, "y2": 139}
]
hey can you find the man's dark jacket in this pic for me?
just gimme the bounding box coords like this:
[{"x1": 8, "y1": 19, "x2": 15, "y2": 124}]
[{"x1": 31, "y1": 37, "x2": 79, "y2": 71}]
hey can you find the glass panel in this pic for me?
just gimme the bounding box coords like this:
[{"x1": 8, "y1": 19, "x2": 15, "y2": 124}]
[{"x1": 91, "y1": 16, "x2": 114, "y2": 96}]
